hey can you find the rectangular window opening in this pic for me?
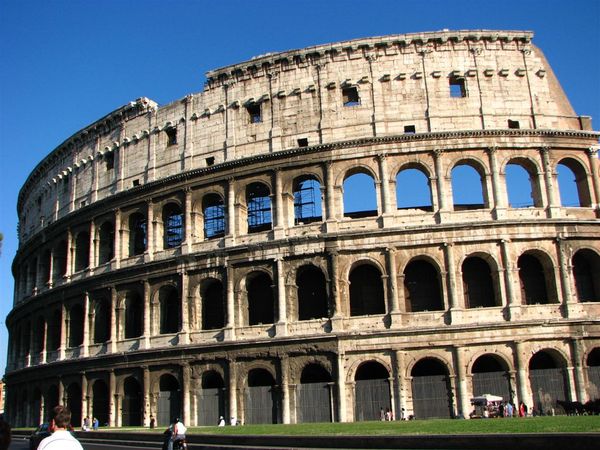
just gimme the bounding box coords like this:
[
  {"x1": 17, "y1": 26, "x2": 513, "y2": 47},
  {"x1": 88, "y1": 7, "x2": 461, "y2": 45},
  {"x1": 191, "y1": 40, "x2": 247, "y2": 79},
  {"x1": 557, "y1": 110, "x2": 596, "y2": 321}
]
[
  {"x1": 206, "y1": 156, "x2": 215, "y2": 166},
  {"x1": 342, "y1": 86, "x2": 360, "y2": 106},
  {"x1": 165, "y1": 128, "x2": 177, "y2": 146},
  {"x1": 246, "y1": 103, "x2": 262, "y2": 123},
  {"x1": 132, "y1": 179, "x2": 140, "y2": 187},
  {"x1": 297, "y1": 138, "x2": 309, "y2": 147},
  {"x1": 508, "y1": 120, "x2": 520, "y2": 129},
  {"x1": 449, "y1": 78, "x2": 466, "y2": 98},
  {"x1": 105, "y1": 153, "x2": 114, "y2": 170},
  {"x1": 404, "y1": 125, "x2": 416, "y2": 134}
]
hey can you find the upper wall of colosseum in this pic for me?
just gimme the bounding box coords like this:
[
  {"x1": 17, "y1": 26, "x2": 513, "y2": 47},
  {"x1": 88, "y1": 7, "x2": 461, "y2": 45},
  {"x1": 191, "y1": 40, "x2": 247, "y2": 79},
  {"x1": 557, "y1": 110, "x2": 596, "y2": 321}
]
[{"x1": 16, "y1": 30, "x2": 593, "y2": 245}]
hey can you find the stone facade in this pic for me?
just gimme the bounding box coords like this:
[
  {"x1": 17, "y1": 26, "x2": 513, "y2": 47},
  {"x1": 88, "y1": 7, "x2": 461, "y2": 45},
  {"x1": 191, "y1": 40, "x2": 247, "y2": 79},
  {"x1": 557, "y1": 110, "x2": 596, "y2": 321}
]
[{"x1": 5, "y1": 30, "x2": 600, "y2": 428}]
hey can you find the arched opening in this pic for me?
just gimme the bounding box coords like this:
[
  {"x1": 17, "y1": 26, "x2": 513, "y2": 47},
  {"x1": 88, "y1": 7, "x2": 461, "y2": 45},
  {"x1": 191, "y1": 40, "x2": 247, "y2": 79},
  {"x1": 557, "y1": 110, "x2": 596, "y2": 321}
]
[
  {"x1": 518, "y1": 253, "x2": 550, "y2": 305},
  {"x1": 46, "y1": 310, "x2": 61, "y2": 352},
  {"x1": 28, "y1": 259, "x2": 37, "y2": 293},
  {"x1": 158, "y1": 374, "x2": 181, "y2": 427},
  {"x1": 124, "y1": 292, "x2": 143, "y2": 339},
  {"x1": 462, "y1": 256, "x2": 498, "y2": 308},
  {"x1": 45, "y1": 385, "x2": 59, "y2": 421},
  {"x1": 297, "y1": 265, "x2": 328, "y2": 320},
  {"x1": 586, "y1": 348, "x2": 600, "y2": 401},
  {"x1": 93, "y1": 298, "x2": 110, "y2": 344},
  {"x1": 396, "y1": 167, "x2": 432, "y2": 211},
  {"x1": 201, "y1": 279, "x2": 225, "y2": 330},
  {"x1": 293, "y1": 176, "x2": 323, "y2": 224},
  {"x1": 529, "y1": 350, "x2": 569, "y2": 415},
  {"x1": 411, "y1": 358, "x2": 453, "y2": 419},
  {"x1": 92, "y1": 380, "x2": 109, "y2": 427},
  {"x1": 403, "y1": 260, "x2": 444, "y2": 312},
  {"x1": 246, "y1": 182, "x2": 272, "y2": 233},
  {"x1": 557, "y1": 159, "x2": 591, "y2": 207},
  {"x1": 343, "y1": 171, "x2": 377, "y2": 218},
  {"x1": 66, "y1": 383, "x2": 82, "y2": 428},
  {"x1": 74, "y1": 231, "x2": 90, "y2": 272},
  {"x1": 33, "y1": 317, "x2": 45, "y2": 356},
  {"x1": 41, "y1": 250, "x2": 52, "y2": 285},
  {"x1": 159, "y1": 286, "x2": 181, "y2": 334},
  {"x1": 122, "y1": 377, "x2": 143, "y2": 426},
  {"x1": 68, "y1": 304, "x2": 84, "y2": 348},
  {"x1": 97, "y1": 221, "x2": 114, "y2": 265},
  {"x1": 297, "y1": 364, "x2": 333, "y2": 423},
  {"x1": 349, "y1": 264, "x2": 385, "y2": 316},
  {"x1": 163, "y1": 203, "x2": 183, "y2": 249},
  {"x1": 573, "y1": 249, "x2": 600, "y2": 302},
  {"x1": 196, "y1": 371, "x2": 225, "y2": 426},
  {"x1": 53, "y1": 240, "x2": 68, "y2": 281},
  {"x1": 451, "y1": 163, "x2": 486, "y2": 210},
  {"x1": 354, "y1": 361, "x2": 391, "y2": 422},
  {"x1": 128, "y1": 213, "x2": 147, "y2": 257},
  {"x1": 247, "y1": 272, "x2": 275, "y2": 326},
  {"x1": 471, "y1": 355, "x2": 512, "y2": 402},
  {"x1": 245, "y1": 369, "x2": 280, "y2": 424},
  {"x1": 506, "y1": 161, "x2": 541, "y2": 208},
  {"x1": 203, "y1": 194, "x2": 226, "y2": 239},
  {"x1": 32, "y1": 388, "x2": 42, "y2": 426}
]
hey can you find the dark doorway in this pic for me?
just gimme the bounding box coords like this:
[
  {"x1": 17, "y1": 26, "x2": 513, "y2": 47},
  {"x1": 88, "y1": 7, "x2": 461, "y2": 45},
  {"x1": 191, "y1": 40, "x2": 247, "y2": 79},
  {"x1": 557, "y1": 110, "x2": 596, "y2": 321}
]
[
  {"x1": 529, "y1": 351, "x2": 568, "y2": 415},
  {"x1": 404, "y1": 260, "x2": 443, "y2": 312},
  {"x1": 196, "y1": 371, "x2": 226, "y2": 426},
  {"x1": 201, "y1": 279, "x2": 225, "y2": 330},
  {"x1": 92, "y1": 380, "x2": 109, "y2": 427},
  {"x1": 471, "y1": 355, "x2": 512, "y2": 402},
  {"x1": 247, "y1": 273, "x2": 275, "y2": 326},
  {"x1": 245, "y1": 369, "x2": 280, "y2": 424},
  {"x1": 573, "y1": 250, "x2": 600, "y2": 302},
  {"x1": 66, "y1": 383, "x2": 82, "y2": 427},
  {"x1": 462, "y1": 257, "x2": 497, "y2": 308},
  {"x1": 157, "y1": 374, "x2": 180, "y2": 427},
  {"x1": 122, "y1": 377, "x2": 142, "y2": 426},
  {"x1": 297, "y1": 266, "x2": 328, "y2": 320},
  {"x1": 349, "y1": 265, "x2": 385, "y2": 316},
  {"x1": 411, "y1": 358, "x2": 453, "y2": 419},
  {"x1": 354, "y1": 361, "x2": 391, "y2": 421},
  {"x1": 518, "y1": 254, "x2": 550, "y2": 305},
  {"x1": 297, "y1": 364, "x2": 333, "y2": 423}
]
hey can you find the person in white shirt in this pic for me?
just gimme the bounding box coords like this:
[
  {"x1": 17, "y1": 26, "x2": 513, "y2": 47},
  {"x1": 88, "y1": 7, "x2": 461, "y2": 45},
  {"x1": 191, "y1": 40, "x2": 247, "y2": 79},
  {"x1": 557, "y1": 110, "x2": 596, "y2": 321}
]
[
  {"x1": 168, "y1": 417, "x2": 187, "y2": 450},
  {"x1": 37, "y1": 405, "x2": 83, "y2": 450}
]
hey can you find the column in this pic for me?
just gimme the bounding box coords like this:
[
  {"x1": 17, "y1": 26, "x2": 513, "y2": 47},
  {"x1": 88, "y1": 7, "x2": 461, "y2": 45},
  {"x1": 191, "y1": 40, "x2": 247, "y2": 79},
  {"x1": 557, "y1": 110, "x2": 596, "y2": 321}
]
[
  {"x1": 336, "y1": 352, "x2": 347, "y2": 422},
  {"x1": 587, "y1": 147, "x2": 600, "y2": 214},
  {"x1": 109, "y1": 287, "x2": 117, "y2": 353},
  {"x1": 143, "y1": 366, "x2": 151, "y2": 427},
  {"x1": 273, "y1": 170, "x2": 285, "y2": 237},
  {"x1": 378, "y1": 154, "x2": 392, "y2": 215},
  {"x1": 65, "y1": 228, "x2": 73, "y2": 278},
  {"x1": 109, "y1": 370, "x2": 116, "y2": 427},
  {"x1": 180, "y1": 271, "x2": 189, "y2": 344},
  {"x1": 184, "y1": 188, "x2": 192, "y2": 253},
  {"x1": 142, "y1": 280, "x2": 151, "y2": 348},
  {"x1": 40, "y1": 319, "x2": 47, "y2": 364},
  {"x1": 556, "y1": 237, "x2": 579, "y2": 318},
  {"x1": 227, "y1": 178, "x2": 236, "y2": 241},
  {"x1": 228, "y1": 360, "x2": 238, "y2": 422},
  {"x1": 453, "y1": 346, "x2": 469, "y2": 418},
  {"x1": 81, "y1": 373, "x2": 88, "y2": 426},
  {"x1": 386, "y1": 248, "x2": 401, "y2": 323},
  {"x1": 500, "y1": 239, "x2": 519, "y2": 318},
  {"x1": 47, "y1": 248, "x2": 54, "y2": 289},
  {"x1": 513, "y1": 341, "x2": 532, "y2": 408},
  {"x1": 394, "y1": 350, "x2": 407, "y2": 420},
  {"x1": 224, "y1": 263, "x2": 236, "y2": 340},
  {"x1": 433, "y1": 149, "x2": 448, "y2": 219},
  {"x1": 487, "y1": 146, "x2": 505, "y2": 218},
  {"x1": 324, "y1": 162, "x2": 337, "y2": 229},
  {"x1": 58, "y1": 377, "x2": 65, "y2": 405},
  {"x1": 570, "y1": 338, "x2": 587, "y2": 402},
  {"x1": 81, "y1": 291, "x2": 90, "y2": 357},
  {"x1": 329, "y1": 250, "x2": 343, "y2": 331},
  {"x1": 114, "y1": 208, "x2": 122, "y2": 268},
  {"x1": 281, "y1": 356, "x2": 290, "y2": 424},
  {"x1": 146, "y1": 200, "x2": 154, "y2": 260},
  {"x1": 443, "y1": 243, "x2": 458, "y2": 310},
  {"x1": 89, "y1": 220, "x2": 96, "y2": 269},
  {"x1": 182, "y1": 363, "x2": 191, "y2": 425},
  {"x1": 276, "y1": 258, "x2": 287, "y2": 336},
  {"x1": 59, "y1": 303, "x2": 67, "y2": 360},
  {"x1": 540, "y1": 146, "x2": 559, "y2": 217}
]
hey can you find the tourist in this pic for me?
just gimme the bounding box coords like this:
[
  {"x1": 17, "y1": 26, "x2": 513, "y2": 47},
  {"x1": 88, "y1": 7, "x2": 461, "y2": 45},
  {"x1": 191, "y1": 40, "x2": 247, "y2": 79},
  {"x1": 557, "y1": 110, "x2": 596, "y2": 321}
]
[
  {"x1": 167, "y1": 417, "x2": 187, "y2": 450},
  {"x1": 82, "y1": 416, "x2": 90, "y2": 431},
  {"x1": 230, "y1": 416, "x2": 237, "y2": 426},
  {"x1": 37, "y1": 405, "x2": 84, "y2": 450},
  {"x1": 218, "y1": 416, "x2": 225, "y2": 426},
  {"x1": 92, "y1": 417, "x2": 99, "y2": 430},
  {"x1": 150, "y1": 415, "x2": 156, "y2": 429}
]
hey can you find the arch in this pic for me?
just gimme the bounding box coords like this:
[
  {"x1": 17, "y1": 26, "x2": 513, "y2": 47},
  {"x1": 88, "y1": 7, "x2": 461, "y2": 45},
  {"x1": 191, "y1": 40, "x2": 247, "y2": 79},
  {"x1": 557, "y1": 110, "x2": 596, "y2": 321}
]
[
  {"x1": 40, "y1": 249, "x2": 52, "y2": 285},
  {"x1": 557, "y1": 158, "x2": 591, "y2": 207},
  {"x1": 245, "y1": 368, "x2": 280, "y2": 424},
  {"x1": 354, "y1": 361, "x2": 391, "y2": 422},
  {"x1": 349, "y1": 263, "x2": 385, "y2": 316},
  {"x1": 74, "y1": 231, "x2": 90, "y2": 271},
  {"x1": 157, "y1": 374, "x2": 181, "y2": 427},
  {"x1": 518, "y1": 253, "x2": 551, "y2": 305},
  {"x1": 471, "y1": 354, "x2": 512, "y2": 402},
  {"x1": 410, "y1": 357, "x2": 453, "y2": 419},
  {"x1": 462, "y1": 256, "x2": 498, "y2": 308},
  {"x1": 202, "y1": 193, "x2": 226, "y2": 239},
  {"x1": 92, "y1": 380, "x2": 109, "y2": 427},
  {"x1": 122, "y1": 376, "x2": 143, "y2": 426},
  {"x1": 201, "y1": 278, "x2": 225, "y2": 330},
  {"x1": 128, "y1": 212, "x2": 147, "y2": 256},
  {"x1": 197, "y1": 370, "x2": 226, "y2": 426},
  {"x1": 53, "y1": 240, "x2": 68, "y2": 281},
  {"x1": 529, "y1": 350, "x2": 569, "y2": 415},
  {"x1": 587, "y1": 348, "x2": 600, "y2": 401},
  {"x1": 396, "y1": 167, "x2": 433, "y2": 211},
  {"x1": 163, "y1": 202, "x2": 183, "y2": 248},
  {"x1": 31, "y1": 388, "x2": 42, "y2": 426},
  {"x1": 403, "y1": 259, "x2": 444, "y2": 312},
  {"x1": 45, "y1": 385, "x2": 60, "y2": 420},
  {"x1": 97, "y1": 221, "x2": 115, "y2": 264},
  {"x1": 66, "y1": 382, "x2": 82, "y2": 427},
  {"x1": 124, "y1": 291, "x2": 143, "y2": 339},
  {"x1": 93, "y1": 297, "x2": 110, "y2": 344},
  {"x1": 451, "y1": 162, "x2": 486, "y2": 210},
  {"x1": 246, "y1": 182, "x2": 272, "y2": 233},
  {"x1": 159, "y1": 285, "x2": 181, "y2": 334},
  {"x1": 296, "y1": 265, "x2": 328, "y2": 320},
  {"x1": 247, "y1": 272, "x2": 275, "y2": 326},
  {"x1": 46, "y1": 309, "x2": 61, "y2": 352},
  {"x1": 572, "y1": 249, "x2": 600, "y2": 302},
  {"x1": 505, "y1": 159, "x2": 542, "y2": 208},
  {"x1": 293, "y1": 175, "x2": 323, "y2": 224},
  {"x1": 32, "y1": 316, "x2": 45, "y2": 355},
  {"x1": 297, "y1": 363, "x2": 333, "y2": 423},
  {"x1": 343, "y1": 170, "x2": 377, "y2": 218},
  {"x1": 68, "y1": 304, "x2": 84, "y2": 348}
]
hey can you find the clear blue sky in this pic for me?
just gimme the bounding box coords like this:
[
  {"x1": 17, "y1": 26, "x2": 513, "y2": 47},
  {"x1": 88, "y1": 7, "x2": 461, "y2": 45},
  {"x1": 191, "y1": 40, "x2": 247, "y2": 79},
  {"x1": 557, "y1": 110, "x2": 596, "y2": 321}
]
[{"x1": 0, "y1": 0, "x2": 599, "y2": 374}]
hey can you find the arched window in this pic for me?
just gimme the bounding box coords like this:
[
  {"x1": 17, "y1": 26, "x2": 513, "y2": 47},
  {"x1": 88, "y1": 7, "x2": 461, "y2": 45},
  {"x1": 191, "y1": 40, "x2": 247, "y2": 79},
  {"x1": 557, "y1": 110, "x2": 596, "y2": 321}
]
[
  {"x1": 293, "y1": 176, "x2": 322, "y2": 224},
  {"x1": 68, "y1": 304, "x2": 84, "y2": 348},
  {"x1": 247, "y1": 272, "x2": 275, "y2": 325},
  {"x1": 53, "y1": 240, "x2": 68, "y2": 281},
  {"x1": 97, "y1": 221, "x2": 114, "y2": 265},
  {"x1": 297, "y1": 364, "x2": 333, "y2": 423},
  {"x1": 411, "y1": 358, "x2": 453, "y2": 419},
  {"x1": 343, "y1": 171, "x2": 377, "y2": 218},
  {"x1": 128, "y1": 213, "x2": 147, "y2": 256},
  {"x1": 46, "y1": 310, "x2": 61, "y2": 352},
  {"x1": 557, "y1": 159, "x2": 591, "y2": 207},
  {"x1": 506, "y1": 161, "x2": 540, "y2": 208},
  {"x1": 572, "y1": 249, "x2": 600, "y2": 302},
  {"x1": 123, "y1": 377, "x2": 143, "y2": 426},
  {"x1": 163, "y1": 203, "x2": 183, "y2": 248},
  {"x1": 66, "y1": 383, "x2": 82, "y2": 428},
  {"x1": 246, "y1": 369, "x2": 279, "y2": 424},
  {"x1": 203, "y1": 194, "x2": 225, "y2": 239},
  {"x1": 201, "y1": 279, "x2": 225, "y2": 330},
  {"x1": 296, "y1": 265, "x2": 328, "y2": 320},
  {"x1": 93, "y1": 298, "x2": 110, "y2": 344},
  {"x1": 92, "y1": 380, "x2": 109, "y2": 427},
  {"x1": 518, "y1": 254, "x2": 550, "y2": 305},
  {"x1": 159, "y1": 286, "x2": 181, "y2": 334},
  {"x1": 33, "y1": 317, "x2": 45, "y2": 355},
  {"x1": 354, "y1": 361, "x2": 390, "y2": 422},
  {"x1": 349, "y1": 264, "x2": 385, "y2": 316},
  {"x1": 451, "y1": 163, "x2": 486, "y2": 210},
  {"x1": 462, "y1": 257, "x2": 497, "y2": 308},
  {"x1": 246, "y1": 182, "x2": 272, "y2": 233},
  {"x1": 124, "y1": 292, "x2": 143, "y2": 339},
  {"x1": 41, "y1": 250, "x2": 52, "y2": 285},
  {"x1": 404, "y1": 260, "x2": 443, "y2": 312},
  {"x1": 74, "y1": 231, "x2": 90, "y2": 271},
  {"x1": 396, "y1": 167, "x2": 432, "y2": 211}
]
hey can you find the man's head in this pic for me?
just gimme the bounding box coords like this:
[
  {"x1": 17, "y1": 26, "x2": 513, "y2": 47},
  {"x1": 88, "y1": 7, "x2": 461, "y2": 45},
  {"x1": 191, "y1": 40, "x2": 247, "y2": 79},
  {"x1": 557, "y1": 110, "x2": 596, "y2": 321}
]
[{"x1": 51, "y1": 405, "x2": 72, "y2": 429}]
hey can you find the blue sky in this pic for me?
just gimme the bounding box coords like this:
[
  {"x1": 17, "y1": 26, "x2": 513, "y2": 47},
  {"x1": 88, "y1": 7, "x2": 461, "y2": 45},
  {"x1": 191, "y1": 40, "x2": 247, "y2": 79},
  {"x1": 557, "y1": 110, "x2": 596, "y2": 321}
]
[{"x1": 0, "y1": 0, "x2": 599, "y2": 373}]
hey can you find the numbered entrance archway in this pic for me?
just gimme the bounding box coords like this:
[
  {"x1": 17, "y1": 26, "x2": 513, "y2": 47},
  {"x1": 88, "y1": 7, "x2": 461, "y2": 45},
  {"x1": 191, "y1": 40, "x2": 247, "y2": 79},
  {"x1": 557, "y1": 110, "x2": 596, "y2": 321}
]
[
  {"x1": 529, "y1": 350, "x2": 569, "y2": 415},
  {"x1": 197, "y1": 371, "x2": 226, "y2": 426},
  {"x1": 411, "y1": 358, "x2": 453, "y2": 419},
  {"x1": 157, "y1": 374, "x2": 181, "y2": 427},
  {"x1": 587, "y1": 348, "x2": 600, "y2": 400},
  {"x1": 296, "y1": 364, "x2": 333, "y2": 423},
  {"x1": 354, "y1": 361, "x2": 391, "y2": 421},
  {"x1": 245, "y1": 369, "x2": 280, "y2": 424},
  {"x1": 471, "y1": 355, "x2": 512, "y2": 402},
  {"x1": 122, "y1": 377, "x2": 142, "y2": 426}
]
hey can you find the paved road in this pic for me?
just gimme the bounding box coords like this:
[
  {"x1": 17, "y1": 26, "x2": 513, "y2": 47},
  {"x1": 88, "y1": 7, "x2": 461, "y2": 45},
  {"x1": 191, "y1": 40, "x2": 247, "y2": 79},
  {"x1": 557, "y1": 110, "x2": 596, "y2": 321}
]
[{"x1": 10, "y1": 437, "x2": 165, "y2": 450}]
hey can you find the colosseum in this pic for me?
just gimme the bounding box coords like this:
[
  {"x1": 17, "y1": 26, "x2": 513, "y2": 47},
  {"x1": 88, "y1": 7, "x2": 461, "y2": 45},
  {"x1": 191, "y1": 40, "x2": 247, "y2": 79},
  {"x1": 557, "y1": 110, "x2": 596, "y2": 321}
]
[{"x1": 5, "y1": 30, "x2": 600, "y2": 428}]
